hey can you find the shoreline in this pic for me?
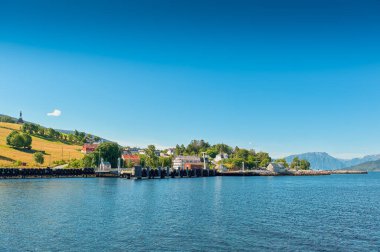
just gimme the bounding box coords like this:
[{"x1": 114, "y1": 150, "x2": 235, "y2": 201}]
[
  {"x1": 219, "y1": 169, "x2": 368, "y2": 176},
  {"x1": 0, "y1": 167, "x2": 368, "y2": 179}
]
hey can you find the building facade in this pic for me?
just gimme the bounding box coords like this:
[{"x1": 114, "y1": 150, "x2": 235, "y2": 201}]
[
  {"x1": 173, "y1": 155, "x2": 201, "y2": 170},
  {"x1": 184, "y1": 163, "x2": 204, "y2": 170}
]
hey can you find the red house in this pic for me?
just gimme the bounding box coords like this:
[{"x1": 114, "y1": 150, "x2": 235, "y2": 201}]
[{"x1": 81, "y1": 144, "x2": 99, "y2": 154}]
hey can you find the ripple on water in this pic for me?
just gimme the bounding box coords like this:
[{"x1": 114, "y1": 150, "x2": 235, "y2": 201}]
[{"x1": 0, "y1": 174, "x2": 379, "y2": 251}]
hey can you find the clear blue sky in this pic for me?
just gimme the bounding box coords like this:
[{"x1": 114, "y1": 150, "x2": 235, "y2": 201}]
[{"x1": 1, "y1": 0, "x2": 380, "y2": 158}]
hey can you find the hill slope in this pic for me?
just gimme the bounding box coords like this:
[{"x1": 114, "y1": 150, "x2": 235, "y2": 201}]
[
  {"x1": 0, "y1": 122, "x2": 83, "y2": 167},
  {"x1": 285, "y1": 152, "x2": 380, "y2": 170}
]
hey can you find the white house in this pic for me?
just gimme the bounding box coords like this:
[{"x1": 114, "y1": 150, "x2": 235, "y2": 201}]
[
  {"x1": 267, "y1": 162, "x2": 287, "y2": 173},
  {"x1": 166, "y1": 148, "x2": 175, "y2": 156},
  {"x1": 214, "y1": 153, "x2": 229, "y2": 163}
]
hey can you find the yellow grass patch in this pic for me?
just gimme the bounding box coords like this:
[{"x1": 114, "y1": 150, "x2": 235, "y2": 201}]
[{"x1": 0, "y1": 122, "x2": 83, "y2": 167}]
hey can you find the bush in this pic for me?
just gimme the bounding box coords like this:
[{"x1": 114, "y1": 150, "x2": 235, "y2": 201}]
[
  {"x1": 13, "y1": 160, "x2": 23, "y2": 166},
  {"x1": 52, "y1": 160, "x2": 67, "y2": 166},
  {"x1": 34, "y1": 152, "x2": 44, "y2": 165},
  {"x1": 67, "y1": 159, "x2": 83, "y2": 168}
]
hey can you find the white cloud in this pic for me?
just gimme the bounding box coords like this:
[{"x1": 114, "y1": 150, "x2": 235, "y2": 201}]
[{"x1": 47, "y1": 109, "x2": 62, "y2": 117}]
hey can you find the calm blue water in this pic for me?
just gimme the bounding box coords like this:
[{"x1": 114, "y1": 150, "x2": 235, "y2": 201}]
[{"x1": 0, "y1": 173, "x2": 379, "y2": 251}]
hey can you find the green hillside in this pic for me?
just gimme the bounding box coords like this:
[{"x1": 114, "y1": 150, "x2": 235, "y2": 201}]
[{"x1": 0, "y1": 122, "x2": 83, "y2": 168}]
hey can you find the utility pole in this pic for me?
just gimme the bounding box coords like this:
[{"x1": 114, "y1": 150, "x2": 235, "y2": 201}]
[
  {"x1": 202, "y1": 152, "x2": 207, "y2": 170},
  {"x1": 98, "y1": 150, "x2": 101, "y2": 169}
]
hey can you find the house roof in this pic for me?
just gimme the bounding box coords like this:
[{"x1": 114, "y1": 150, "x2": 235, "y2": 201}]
[
  {"x1": 83, "y1": 144, "x2": 99, "y2": 149},
  {"x1": 122, "y1": 154, "x2": 140, "y2": 159}
]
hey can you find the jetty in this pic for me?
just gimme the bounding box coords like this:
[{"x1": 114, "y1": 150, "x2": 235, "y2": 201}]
[{"x1": 95, "y1": 166, "x2": 218, "y2": 179}]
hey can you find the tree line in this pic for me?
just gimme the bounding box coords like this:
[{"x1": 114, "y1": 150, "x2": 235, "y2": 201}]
[
  {"x1": 0, "y1": 115, "x2": 16, "y2": 123},
  {"x1": 275, "y1": 157, "x2": 311, "y2": 170},
  {"x1": 21, "y1": 123, "x2": 100, "y2": 145}
]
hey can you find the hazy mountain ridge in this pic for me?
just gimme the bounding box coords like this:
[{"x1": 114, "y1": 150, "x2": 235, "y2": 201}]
[
  {"x1": 285, "y1": 152, "x2": 380, "y2": 170},
  {"x1": 344, "y1": 159, "x2": 380, "y2": 171}
]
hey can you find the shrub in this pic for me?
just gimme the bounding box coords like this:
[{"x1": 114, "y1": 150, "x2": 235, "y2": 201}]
[
  {"x1": 34, "y1": 152, "x2": 44, "y2": 165},
  {"x1": 13, "y1": 160, "x2": 23, "y2": 166}
]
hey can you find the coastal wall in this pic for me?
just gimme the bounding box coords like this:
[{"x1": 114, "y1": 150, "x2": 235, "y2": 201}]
[
  {"x1": 0, "y1": 168, "x2": 95, "y2": 179},
  {"x1": 0, "y1": 167, "x2": 368, "y2": 179}
]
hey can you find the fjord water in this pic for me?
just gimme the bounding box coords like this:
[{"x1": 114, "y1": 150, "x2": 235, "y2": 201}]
[{"x1": 1, "y1": 174, "x2": 379, "y2": 251}]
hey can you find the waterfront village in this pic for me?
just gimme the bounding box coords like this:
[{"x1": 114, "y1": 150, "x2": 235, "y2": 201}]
[
  {"x1": 81, "y1": 142, "x2": 295, "y2": 174},
  {"x1": 78, "y1": 142, "x2": 363, "y2": 178},
  {"x1": 0, "y1": 113, "x2": 366, "y2": 178}
]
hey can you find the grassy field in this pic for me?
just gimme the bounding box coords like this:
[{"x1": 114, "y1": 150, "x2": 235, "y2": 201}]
[{"x1": 0, "y1": 122, "x2": 83, "y2": 167}]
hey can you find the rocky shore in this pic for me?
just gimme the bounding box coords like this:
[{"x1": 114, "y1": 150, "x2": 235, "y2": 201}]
[{"x1": 218, "y1": 169, "x2": 368, "y2": 176}]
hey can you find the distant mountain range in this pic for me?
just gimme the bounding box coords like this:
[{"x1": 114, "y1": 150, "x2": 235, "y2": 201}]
[
  {"x1": 285, "y1": 152, "x2": 380, "y2": 170},
  {"x1": 344, "y1": 159, "x2": 380, "y2": 172}
]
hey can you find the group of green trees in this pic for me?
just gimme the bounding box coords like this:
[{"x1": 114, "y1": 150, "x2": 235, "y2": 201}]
[
  {"x1": 176, "y1": 140, "x2": 210, "y2": 156},
  {"x1": 221, "y1": 147, "x2": 271, "y2": 169},
  {"x1": 68, "y1": 142, "x2": 122, "y2": 168},
  {"x1": 275, "y1": 157, "x2": 311, "y2": 170},
  {"x1": 139, "y1": 145, "x2": 172, "y2": 168},
  {"x1": 290, "y1": 157, "x2": 311, "y2": 170},
  {"x1": 21, "y1": 123, "x2": 100, "y2": 145},
  {"x1": 6, "y1": 131, "x2": 32, "y2": 149},
  {"x1": 172, "y1": 139, "x2": 312, "y2": 170},
  {"x1": 174, "y1": 140, "x2": 271, "y2": 169}
]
